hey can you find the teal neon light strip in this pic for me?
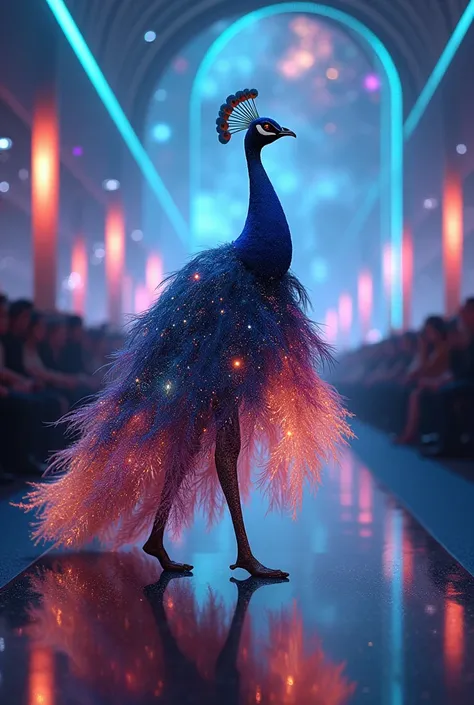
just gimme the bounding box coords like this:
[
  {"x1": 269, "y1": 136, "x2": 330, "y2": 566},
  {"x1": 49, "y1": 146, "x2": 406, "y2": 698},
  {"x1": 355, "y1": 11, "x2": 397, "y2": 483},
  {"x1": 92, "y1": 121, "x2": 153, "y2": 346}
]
[
  {"x1": 45, "y1": 0, "x2": 188, "y2": 244},
  {"x1": 404, "y1": 0, "x2": 474, "y2": 138},
  {"x1": 190, "y1": 2, "x2": 404, "y2": 329}
]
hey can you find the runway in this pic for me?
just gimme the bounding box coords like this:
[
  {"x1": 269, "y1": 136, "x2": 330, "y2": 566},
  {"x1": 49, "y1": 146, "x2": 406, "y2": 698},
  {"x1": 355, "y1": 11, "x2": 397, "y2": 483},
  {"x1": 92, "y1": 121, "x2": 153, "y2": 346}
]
[{"x1": 1, "y1": 449, "x2": 474, "y2": 705}]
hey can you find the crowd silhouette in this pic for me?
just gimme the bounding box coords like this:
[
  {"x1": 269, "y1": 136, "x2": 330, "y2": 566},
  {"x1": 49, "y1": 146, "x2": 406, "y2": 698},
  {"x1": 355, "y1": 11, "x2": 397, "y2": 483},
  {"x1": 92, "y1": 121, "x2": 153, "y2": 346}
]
[
  {"x1": 0, "y1": 294, "x2": 122, "y2": 482},
  {"x1": 330, "y1": 297, "x2": 474, "y2": 458}
]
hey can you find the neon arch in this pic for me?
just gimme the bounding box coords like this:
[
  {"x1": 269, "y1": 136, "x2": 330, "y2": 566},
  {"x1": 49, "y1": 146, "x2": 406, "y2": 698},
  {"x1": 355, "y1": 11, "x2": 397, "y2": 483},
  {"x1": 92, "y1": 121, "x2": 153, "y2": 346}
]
[{"x1": 190, "y1": 2, "x2": 404, "y2": 330}]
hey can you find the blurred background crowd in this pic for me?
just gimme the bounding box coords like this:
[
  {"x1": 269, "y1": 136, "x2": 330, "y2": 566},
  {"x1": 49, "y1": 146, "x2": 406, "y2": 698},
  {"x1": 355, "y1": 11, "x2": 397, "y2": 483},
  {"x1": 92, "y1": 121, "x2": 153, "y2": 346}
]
[
  {"x1": 330, "y1": 297, "x2": 474, "y2": 458},
  {"x1": 0, "y1": 294, "x2": 123, "y2": 482}
]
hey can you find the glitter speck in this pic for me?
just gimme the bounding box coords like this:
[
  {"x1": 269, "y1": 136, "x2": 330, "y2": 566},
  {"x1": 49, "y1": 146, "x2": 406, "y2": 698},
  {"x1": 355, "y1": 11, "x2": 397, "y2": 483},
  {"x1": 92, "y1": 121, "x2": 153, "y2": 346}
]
[
  {"x1": 247, "y1": 324, "x2": 252, "y2": 329},
  {"x1": 233, "y1": 359, "x2": 242, "y2": 369},
  {"x1": 193, "y1": 273, "x2": 200, "y2": 280},
  {"x1": 286, "y1": 431, "x2": 293, "y2": 437}
]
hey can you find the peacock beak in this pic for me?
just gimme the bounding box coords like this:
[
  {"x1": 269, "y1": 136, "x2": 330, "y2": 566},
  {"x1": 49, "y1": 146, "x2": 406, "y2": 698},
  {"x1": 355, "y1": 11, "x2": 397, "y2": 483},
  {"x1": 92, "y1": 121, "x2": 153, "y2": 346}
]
[{"x1": 279, "y1": 127, "x2": 296, "y2": 138}]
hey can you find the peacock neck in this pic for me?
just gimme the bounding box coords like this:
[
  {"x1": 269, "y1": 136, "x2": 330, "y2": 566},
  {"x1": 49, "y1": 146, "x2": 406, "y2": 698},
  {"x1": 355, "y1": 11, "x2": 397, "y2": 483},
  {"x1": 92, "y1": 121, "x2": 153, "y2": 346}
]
[{"x1": 233, "y1": 144, "x2": 292, "y2": 279}]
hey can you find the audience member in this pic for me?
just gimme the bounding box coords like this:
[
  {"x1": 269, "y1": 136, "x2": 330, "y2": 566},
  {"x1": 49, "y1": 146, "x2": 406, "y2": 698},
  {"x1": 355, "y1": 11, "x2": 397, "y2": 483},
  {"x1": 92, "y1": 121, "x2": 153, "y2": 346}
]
[{"x1": 331, "y1": 299, "x2": 474, "y2": 458}]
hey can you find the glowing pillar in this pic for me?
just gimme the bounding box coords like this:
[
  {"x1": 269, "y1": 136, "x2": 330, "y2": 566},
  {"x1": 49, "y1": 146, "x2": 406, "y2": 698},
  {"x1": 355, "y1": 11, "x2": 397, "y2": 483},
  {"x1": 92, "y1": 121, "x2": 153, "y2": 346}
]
[
  {"x1": 146, "y1": 253, "x2": 164, "y2": 302},
  {"x1": 324, "y1": 309, "x2": 338, "y2": 345},
  {"x1": 338, "y1": 293, "x2": 352, "y2": 348},
  {"x1": 402, "y1": 226, "x2": 413, "y2": 330},
  {"x1": 357, "y1": 270, "x2": 373, "y2": 343},
  {"x1": 442, "y1": 169, "x2": 463, "y2": 317},
  {"x1": 32, "y1": 93, "x2": 59, "y2": 310},
  {"x1": 71, "y1": 237, "x2": 87, "y2": 316},
  {"x1": 382, "y1": 243, "x2": 392, "y2": 332},
  {"x1": 122, "y1": 273, "x2": 133, "y2": 316},
  {"x1": 134, "y1": 283, "x2": 150, "y2": 314},
  {"x1": 105, "y1": 200, "x2": 125, "y2": 327}
]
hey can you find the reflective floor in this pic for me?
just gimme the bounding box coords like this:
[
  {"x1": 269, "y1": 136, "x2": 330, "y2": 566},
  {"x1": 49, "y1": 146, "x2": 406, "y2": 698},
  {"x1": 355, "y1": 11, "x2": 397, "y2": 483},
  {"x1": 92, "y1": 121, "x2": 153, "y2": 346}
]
[{"x1": 1, "y1": 452, "x2": 474, "y2": 705}]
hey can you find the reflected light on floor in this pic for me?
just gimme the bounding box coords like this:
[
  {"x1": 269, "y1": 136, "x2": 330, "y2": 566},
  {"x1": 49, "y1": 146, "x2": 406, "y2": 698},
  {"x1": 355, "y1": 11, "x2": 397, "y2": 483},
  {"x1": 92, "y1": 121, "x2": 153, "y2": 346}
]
[
  {"x1": 444, "y1": 583, "x2": 464, "y2": 688},
  {"x1": 358, "y1": 466, "x2": 373, "y2": 537},
  {"x1": 402, "y1": 533, "x2": 414, "y2": 587},
  {"x1": 339, "y1": 454, "x2": 353, "y2": 516},
  {"x1": 29, "y1": 646, "x2": 54, "y2": 705}
]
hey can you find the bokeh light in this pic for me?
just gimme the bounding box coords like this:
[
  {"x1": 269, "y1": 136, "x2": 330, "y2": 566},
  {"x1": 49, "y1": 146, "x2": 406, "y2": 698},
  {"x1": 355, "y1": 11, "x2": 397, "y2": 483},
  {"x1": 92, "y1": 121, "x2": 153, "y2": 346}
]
[
  {"x1": 0, "y1": 181, "x2": 10, "y2": 193},
  {"x1": 18, "y1": 168, "x2": 29, "y2": 181},
  {"x1": 0, "y1": 137, "x2": 12, "y2": 151},
  {"x1": 144, "y1": 31, "x2": 156, "y2": 43},
  {"x1": 72, "y1": 145, "x2": 83, "y2": 156},
  {"x1": 102, "y1": 179, "x2": 120, "y2": 191},
  {"x1": 363, "y1": 73, "x2": 381, "y2": 92},
  {"x1": 131, "y1": 229, "x2": 144, "y2": 242},
  {"x1": 151, "y1": 123, "x2": 172, "y2": 143},
  {"x1": 456, "y1": 143, "x2": 467, "y2": 154},
  {"x1": 423, "y1": 197, "x2": 438, "y2": 209}
]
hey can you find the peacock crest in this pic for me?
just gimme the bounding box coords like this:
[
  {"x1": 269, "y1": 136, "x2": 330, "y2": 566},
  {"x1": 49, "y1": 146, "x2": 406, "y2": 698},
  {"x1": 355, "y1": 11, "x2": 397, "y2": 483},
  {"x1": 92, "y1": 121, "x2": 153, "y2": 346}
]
[{"x1": 216, "y1": 88, "x2": 259, "y2": 144}]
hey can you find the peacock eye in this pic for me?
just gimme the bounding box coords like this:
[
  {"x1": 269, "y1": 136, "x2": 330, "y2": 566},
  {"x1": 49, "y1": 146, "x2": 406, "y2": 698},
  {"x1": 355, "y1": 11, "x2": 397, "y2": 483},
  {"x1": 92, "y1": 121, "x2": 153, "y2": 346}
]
[{"x1": 263, "y1": 123, "x2": 271, "y2": 130}]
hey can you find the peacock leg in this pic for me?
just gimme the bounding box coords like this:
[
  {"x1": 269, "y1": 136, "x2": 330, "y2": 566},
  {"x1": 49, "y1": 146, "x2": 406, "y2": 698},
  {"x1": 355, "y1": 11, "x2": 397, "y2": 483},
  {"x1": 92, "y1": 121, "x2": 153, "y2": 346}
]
[
  {"x1": 143, "y1": 464, "x2": 193, "y2": 572},
  {"x1": 215, "y1": 408, "x2": 289, "y2": 578}
]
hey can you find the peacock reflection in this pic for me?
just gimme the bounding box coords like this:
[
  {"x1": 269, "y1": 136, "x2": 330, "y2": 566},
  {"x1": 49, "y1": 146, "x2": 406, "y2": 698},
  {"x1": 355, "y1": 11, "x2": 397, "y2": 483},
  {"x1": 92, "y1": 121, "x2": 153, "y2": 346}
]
[{"x1": 27, "y1": 551, "x2": 356, "y2": 704}]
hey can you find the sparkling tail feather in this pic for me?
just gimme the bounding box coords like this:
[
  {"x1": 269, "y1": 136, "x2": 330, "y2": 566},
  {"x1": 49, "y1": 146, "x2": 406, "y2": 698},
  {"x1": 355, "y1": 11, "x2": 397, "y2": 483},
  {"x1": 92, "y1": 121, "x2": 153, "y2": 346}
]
[{"x1": 20, "y1": 245, "x2": 352, "y2": 547}]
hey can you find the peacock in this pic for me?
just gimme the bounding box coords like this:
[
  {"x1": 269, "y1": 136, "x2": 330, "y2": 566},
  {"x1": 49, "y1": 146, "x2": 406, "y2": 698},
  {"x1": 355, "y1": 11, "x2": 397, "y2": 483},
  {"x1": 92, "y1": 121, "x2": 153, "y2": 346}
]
[{"x1": 21, "y1": 88, "x2": 352, "y2": 578}]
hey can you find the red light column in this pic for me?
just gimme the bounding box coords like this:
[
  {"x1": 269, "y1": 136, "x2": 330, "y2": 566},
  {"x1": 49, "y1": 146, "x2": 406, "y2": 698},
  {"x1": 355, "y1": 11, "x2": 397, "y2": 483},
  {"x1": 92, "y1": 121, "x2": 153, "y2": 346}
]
[
  {"x1": 32, "y1": 93, "x2": 59, "y2": 310},
  {"x1": 357, "y1": 270, "x2": 373, "y2": 343},
  {"x1": 105, "y1": 200, "x2": 125, "y2": 327},
  {"x1": 71, "y1": 237, "x2": 88, "y2": 316},
  {"x1": 402, "y1": 226, "x2": 413, "y2": 330},
  {"x1": 442, "y1": 169, "x2": 463, "y2": 317},
  {"x1": 338, "y1": 293, "x2": 352, "y2": 349}
]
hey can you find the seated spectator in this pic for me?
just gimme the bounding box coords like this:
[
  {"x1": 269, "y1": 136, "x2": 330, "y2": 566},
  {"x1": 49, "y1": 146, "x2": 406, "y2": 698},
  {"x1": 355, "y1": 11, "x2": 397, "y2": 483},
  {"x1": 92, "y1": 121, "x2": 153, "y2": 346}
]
[
  {"x1": 39, "y1": 318, "x2": 68, "y2": 372},
  {"x1": 1, "y1": 299, "x2": 34, "y2": 376},
  {"x1": 394, "y1": 316, "x2": 451, "y2": 443},
  {"x1": 39, "y1": 317, "x2": 95, "y2": 403},
  {"x1": 0, "y1": 296, "x2": 48, "y2": 475},
  {"x1": 419, "y1": 299, "x2": 474, "y2": 454},
  {"x1": 24, "y1": 313, "x2": 78, "y2": 405},
  {"x1": 60, "y1": 315, "x2": 86, "y2": 374}
]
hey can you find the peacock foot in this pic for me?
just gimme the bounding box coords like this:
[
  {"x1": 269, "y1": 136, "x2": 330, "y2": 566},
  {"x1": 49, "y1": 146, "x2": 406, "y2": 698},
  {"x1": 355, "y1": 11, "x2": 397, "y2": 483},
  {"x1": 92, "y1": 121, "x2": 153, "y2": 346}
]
[
  {"x1": 230, "y1": 555, "x2": 289, "y2": 579},
  {"x1": 143, "y1": 540, "x2": 193, "y2": 572}
]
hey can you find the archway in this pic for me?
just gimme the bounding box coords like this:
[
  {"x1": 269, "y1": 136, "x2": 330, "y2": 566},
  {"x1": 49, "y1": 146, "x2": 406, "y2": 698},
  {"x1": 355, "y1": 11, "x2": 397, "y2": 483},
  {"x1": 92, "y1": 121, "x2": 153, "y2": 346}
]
[{"x1": 189, "y1": 3, "x2": 403, "y2": 330}]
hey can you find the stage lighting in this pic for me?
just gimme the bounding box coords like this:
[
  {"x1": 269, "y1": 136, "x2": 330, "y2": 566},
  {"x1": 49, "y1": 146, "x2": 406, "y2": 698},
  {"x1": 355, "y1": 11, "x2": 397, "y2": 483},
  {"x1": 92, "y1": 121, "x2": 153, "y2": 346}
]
[
  {"x1": 0, "y1": 138, "x2": 12, "y2": 151},
  {"x1": 102, "y1": 179, "x2": 120, "y2": 191},
  {"x1": 144, "y1": 31, "x2": 156, "y2": 43},
  {"x1": 0, "y1": 181, "x2": 10, "y2": 192},
  {"x1": 131, "y1": 229, "x2": 143, "y2": 242},
  {"x1": 456, "y1": 143, "x2": 467, "y2": 155},
  {"x1": 44, "y1": 0, "x2": 187, "y2": 243}
]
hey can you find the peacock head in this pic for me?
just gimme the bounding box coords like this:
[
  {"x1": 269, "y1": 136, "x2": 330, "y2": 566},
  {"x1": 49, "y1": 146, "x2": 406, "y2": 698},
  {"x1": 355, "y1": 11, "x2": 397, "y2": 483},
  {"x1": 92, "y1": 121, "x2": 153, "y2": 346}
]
[
  {"x1": 245, "y1": 117, "x2": 296, "y2": 150},
  {"x1": 216, "y1": 89, "x2": 296, "y2": 149}
]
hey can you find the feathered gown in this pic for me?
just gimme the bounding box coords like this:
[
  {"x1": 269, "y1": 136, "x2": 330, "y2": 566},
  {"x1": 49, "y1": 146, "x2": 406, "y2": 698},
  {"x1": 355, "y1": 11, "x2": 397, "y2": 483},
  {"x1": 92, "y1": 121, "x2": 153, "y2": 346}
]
[{"x1": 22, "y1": 114, "x2": 352, "y2": 549}]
